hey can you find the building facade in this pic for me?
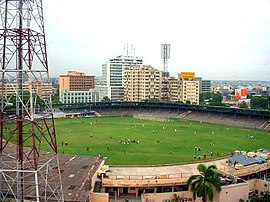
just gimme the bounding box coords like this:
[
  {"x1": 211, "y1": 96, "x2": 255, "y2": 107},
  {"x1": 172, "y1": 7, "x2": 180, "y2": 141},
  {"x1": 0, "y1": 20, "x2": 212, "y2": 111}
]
[
  {"x1": 60, "y1": 89, "x2": 99, "y2": 104},
  {"x1": 201, "y1": 80, "x2": 211, "y2": 93},
  {"x1": 102, "y1": 54, "x2": 143, "y2": 101},
  {"x1": 0, "y1": 81, "x2": 53, "y2": 100},
  {"x1": 124, "y1": 65, "x2": 162, "y2": 102},
  {"x1": 59, "y1": 71, "x2": 97, "y2": 104},
  {"x1": 59, "y1": 71, "x2": 95, "y2": 91},
  {"x1": 168, "y1": 77, "x2": 179, "y2": 102},
  {"x1": 167, "y1": 72, "x2": 200, "y2": 104},
  {"x1": 178, "y1": 72, "x2": 200, "y2": 104},
  {"x1": 195, "y1": 77, "x2": 211, "y2": 94}
]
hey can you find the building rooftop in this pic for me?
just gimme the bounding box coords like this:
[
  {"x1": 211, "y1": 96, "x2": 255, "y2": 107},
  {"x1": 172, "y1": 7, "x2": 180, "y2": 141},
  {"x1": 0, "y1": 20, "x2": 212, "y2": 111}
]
[
  {"x1": 59, "y1": 154, "x2": 103, "y2": 202},
  {"x1": 102, "y1": 152, "x2": 270, "y2": 188}
]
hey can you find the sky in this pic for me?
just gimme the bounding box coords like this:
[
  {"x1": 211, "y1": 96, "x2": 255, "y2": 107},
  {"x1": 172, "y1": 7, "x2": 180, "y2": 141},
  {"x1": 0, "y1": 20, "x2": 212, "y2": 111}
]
[{"x1": 43, "y1": 0, "x2": 270, "y2": 80}]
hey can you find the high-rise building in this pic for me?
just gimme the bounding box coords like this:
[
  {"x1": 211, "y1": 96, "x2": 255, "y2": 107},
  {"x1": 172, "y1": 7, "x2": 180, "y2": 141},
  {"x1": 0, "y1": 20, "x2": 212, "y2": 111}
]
[
  {"x1": 195, "y1": 77, "x2": 211, "y2": 93},
  {"x1": 178, "y1": 72, "x2": 200, "y2": 104},
  {"x1": 102, "y1": 51, "x2": 143, "y2": 101},
  {"x1": 59, "y1": 71, "x2": 98, "y2": 104},
  {"x1": 168, "y1": 77, "x2": 179, "y2": 102},
  {"x1": 124, "y1": 65, "x2": 162, "y2": 102},
  {"x1": 202, "y1": 80, "x2": 211, "y2": 93}
]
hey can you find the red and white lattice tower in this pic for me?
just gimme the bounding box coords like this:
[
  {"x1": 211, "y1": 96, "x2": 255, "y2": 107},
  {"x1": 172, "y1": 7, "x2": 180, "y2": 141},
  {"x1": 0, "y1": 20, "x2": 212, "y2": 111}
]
[{"x1": 0, "y1": 0, "x2": 64, "y2": 201}]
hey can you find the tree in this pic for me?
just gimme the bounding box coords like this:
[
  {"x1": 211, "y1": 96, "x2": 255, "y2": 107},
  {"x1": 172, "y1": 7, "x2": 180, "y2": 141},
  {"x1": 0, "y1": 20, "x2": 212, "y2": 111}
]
[
  {"x1": 187, "y1": 164, "x2": 221, "y2": 202},
  {"x1": 200, "y1": 92, "x2": 224, "y2": 106},
  {"x1": 251, "y1": 96, "x2": 270, "y2": 109},
  {"x1": 239, "y1": 101, "x2": 248, "y2": 108},
  {"x1": 239, "y1": 191, "x2": 270, "y2": 202},
  {"x1": 171, "y1": 193, "x2": 182, "y2": 202},
  {"x1": 148, "y1": 98, "x2": 160, "y2": 102},
  {"x1": 101, "y1": 96, "x2": 110, "y2": 102}
]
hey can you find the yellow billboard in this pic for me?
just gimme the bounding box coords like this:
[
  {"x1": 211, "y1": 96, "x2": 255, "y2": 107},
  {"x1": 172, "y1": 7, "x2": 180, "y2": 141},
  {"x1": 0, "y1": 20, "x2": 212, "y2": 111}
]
[{"x1": 179, "y1": 72, "x2": 195, "y2": 79}]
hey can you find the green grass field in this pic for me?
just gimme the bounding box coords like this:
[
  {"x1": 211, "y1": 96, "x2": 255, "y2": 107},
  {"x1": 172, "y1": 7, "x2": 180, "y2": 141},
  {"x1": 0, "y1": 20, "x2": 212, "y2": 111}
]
[{"x1": 44, "y1": 116, "x2": 270, "y2": 165}]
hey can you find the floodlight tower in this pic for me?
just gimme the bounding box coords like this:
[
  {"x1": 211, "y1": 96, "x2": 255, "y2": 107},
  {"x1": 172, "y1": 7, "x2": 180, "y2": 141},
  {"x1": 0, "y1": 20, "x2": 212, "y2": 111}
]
[
  {"x1": 0, "y1": 0, "x2": 64, "y2": 201},
  {"x1": 160, "y1": 44, "x2": 171, "y2": 101}
]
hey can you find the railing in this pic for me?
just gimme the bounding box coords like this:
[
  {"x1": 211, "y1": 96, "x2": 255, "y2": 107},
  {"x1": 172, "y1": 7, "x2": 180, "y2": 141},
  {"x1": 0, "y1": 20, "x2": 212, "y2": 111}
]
[{"x1": 106, "y1": 172, "x2": 194, "y2": 180}]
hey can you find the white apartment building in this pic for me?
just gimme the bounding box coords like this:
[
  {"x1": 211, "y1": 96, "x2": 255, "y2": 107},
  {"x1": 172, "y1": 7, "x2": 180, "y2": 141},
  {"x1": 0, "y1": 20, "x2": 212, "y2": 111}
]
[
  {"x1": 102, "y1": 53, "x2": 143, "y2": 101},
  {"x1": 124, "y1": 65, "x2": 162, "y2": 102},
  {"x1": 60, "y1": 89, "x2": 99, "y2": 104}
]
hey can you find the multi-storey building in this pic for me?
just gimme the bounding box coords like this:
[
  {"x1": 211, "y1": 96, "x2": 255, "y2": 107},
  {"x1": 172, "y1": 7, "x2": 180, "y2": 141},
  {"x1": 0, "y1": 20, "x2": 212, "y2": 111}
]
[
  {"x1": 178, "y1": 72, "x2": 200, "y2": 104},
  {"x1": 124, "y1": 65, "x2": 162, "y2": 102},
  {"x1": 59, "y1": 71, "x2": 98, "y2": 104},
  {"x1": 102, "y1": 53, "x2": 143, "y2": 101},
  {"x1": 0, "y1": 81, "x2": 53, "y2": 100},
  {"x1": 59, "y1": 71, "x2": 95, "y2": 91},
  {"x1": 168, "y1": 77, "x2": 179, "y2": 102},
  {"x1": 202, "y1": 80, "x2": 211, "y2": 93},
  {"x1": 195, "y1": 77, "x2": 211, "y2": 93},
  {"x1": 167, "y1": 72, "x2": 200, "y2": 104}
]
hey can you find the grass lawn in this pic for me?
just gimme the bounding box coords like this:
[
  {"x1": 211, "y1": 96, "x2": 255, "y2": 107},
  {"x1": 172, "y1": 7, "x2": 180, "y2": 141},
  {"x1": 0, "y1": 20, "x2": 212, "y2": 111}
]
[
  {"x1": 47, "y1": 116, "x2": 270, "y2": 165},
  {"x1": 5, "y1": 116, "x2": 269, "y2": 165}
]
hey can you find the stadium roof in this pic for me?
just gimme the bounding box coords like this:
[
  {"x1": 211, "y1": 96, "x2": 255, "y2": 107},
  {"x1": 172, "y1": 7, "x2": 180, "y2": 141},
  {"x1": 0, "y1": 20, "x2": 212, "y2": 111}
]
[{"x1": 228, "y1": 154, "x2": 259, "y2": 166}]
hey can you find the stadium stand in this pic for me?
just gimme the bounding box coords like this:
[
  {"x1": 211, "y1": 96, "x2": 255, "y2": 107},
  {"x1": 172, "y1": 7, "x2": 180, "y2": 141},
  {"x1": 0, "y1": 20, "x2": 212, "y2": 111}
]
[
  {"x1": 183, "y1": 111, "x2": 266, "y2": 129},
  {"x1": 58, "y1": 102, "x2": 270, "y2": 129}
]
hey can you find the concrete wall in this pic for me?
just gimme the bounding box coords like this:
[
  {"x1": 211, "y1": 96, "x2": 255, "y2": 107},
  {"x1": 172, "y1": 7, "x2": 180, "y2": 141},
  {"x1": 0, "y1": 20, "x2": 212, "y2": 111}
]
[
  {"x1": 90, "y1": 159, "x2": 106, "y2": 193},
  {"x1": 141, "y1": 183, "x2": 250, "y2": 202},
  {"x1": 90, "y1": 192, "x2": 109, "y2": 202},
  {"x1": 248, "y1": 178, "x2": 270, "y2": 196},
  {"x1": 141, "y1": 191, "x2": 193, "y2": 202},
  {"x1": 214, "y1": 182, "x2": 249, "y2": 202}
]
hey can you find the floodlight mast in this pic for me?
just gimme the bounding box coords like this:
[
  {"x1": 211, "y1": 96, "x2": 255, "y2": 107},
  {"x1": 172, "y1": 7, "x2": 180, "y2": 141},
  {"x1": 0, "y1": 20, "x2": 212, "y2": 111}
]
[
  {"x1": 160, "y1": 44, "x2": 171, "y2": 101},
  {"x1": 0, "y1": 0, "x2": 63, "y2": 201}
]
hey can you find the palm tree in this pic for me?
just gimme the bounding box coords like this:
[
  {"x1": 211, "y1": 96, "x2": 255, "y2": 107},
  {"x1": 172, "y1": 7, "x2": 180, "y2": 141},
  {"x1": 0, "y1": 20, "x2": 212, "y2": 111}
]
[{"x1": 187, "y1": 164, "x2": 221, "y2": 202}]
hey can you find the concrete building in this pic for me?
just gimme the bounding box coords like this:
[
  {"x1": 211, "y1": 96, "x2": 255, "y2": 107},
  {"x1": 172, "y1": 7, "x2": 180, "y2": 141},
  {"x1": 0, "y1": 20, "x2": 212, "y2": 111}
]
[
  {"x1": 59, "y1": 89, "x2": 99, "y2": 104},
  {"x1": 168, "y1": 77, "x2": 179, "y2": 102},
  {"x1": 102, "y1": 52, "x2": 143, "y2": 101},
  {"x1": 266, "y1": 86, "x2": 270, "y2": 96},
  {"x1": 195, "y1": 77, "x2": 211, "y2": 94},
  {"x1": 0, "y1": 81, "x2": 53, "y2": 100},
  {"x1": 124, "y1": 65, "x2": 162, "y2": 102},
  {"x1": 59, "y1": 71, "x2": 97, "y2": 104},
  {"x1": 178, "y1": 72, "x2": 200, "y2": 104},
  {"x1": 59, "y1": 71, "x2": 95, "y2": 91},
  {"x1": 91, "y1": 151, "x2": 270, "y2": 202},
  {"x1": 167, "y1": 72, "x2": 200, "y2": 104},
  {"x1": 202, "y1": 80, "x2": 211, "y2": 93}
]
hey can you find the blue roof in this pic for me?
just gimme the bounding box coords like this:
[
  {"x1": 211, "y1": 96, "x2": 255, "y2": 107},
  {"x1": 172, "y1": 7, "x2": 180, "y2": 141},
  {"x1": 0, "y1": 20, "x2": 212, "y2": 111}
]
[{"x1": 228, "y1": 154, "x2": 259, "y2": 166}]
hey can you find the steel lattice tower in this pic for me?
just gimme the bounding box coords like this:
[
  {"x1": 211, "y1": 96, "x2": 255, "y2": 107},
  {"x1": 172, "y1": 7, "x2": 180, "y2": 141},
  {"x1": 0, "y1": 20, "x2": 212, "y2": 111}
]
[
  {"x1": 0, "y1": 0, "x2": 64, "y2": 201},
  {"x1": 160, "y1": 44, "x2": 171, "y2": 101}
]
